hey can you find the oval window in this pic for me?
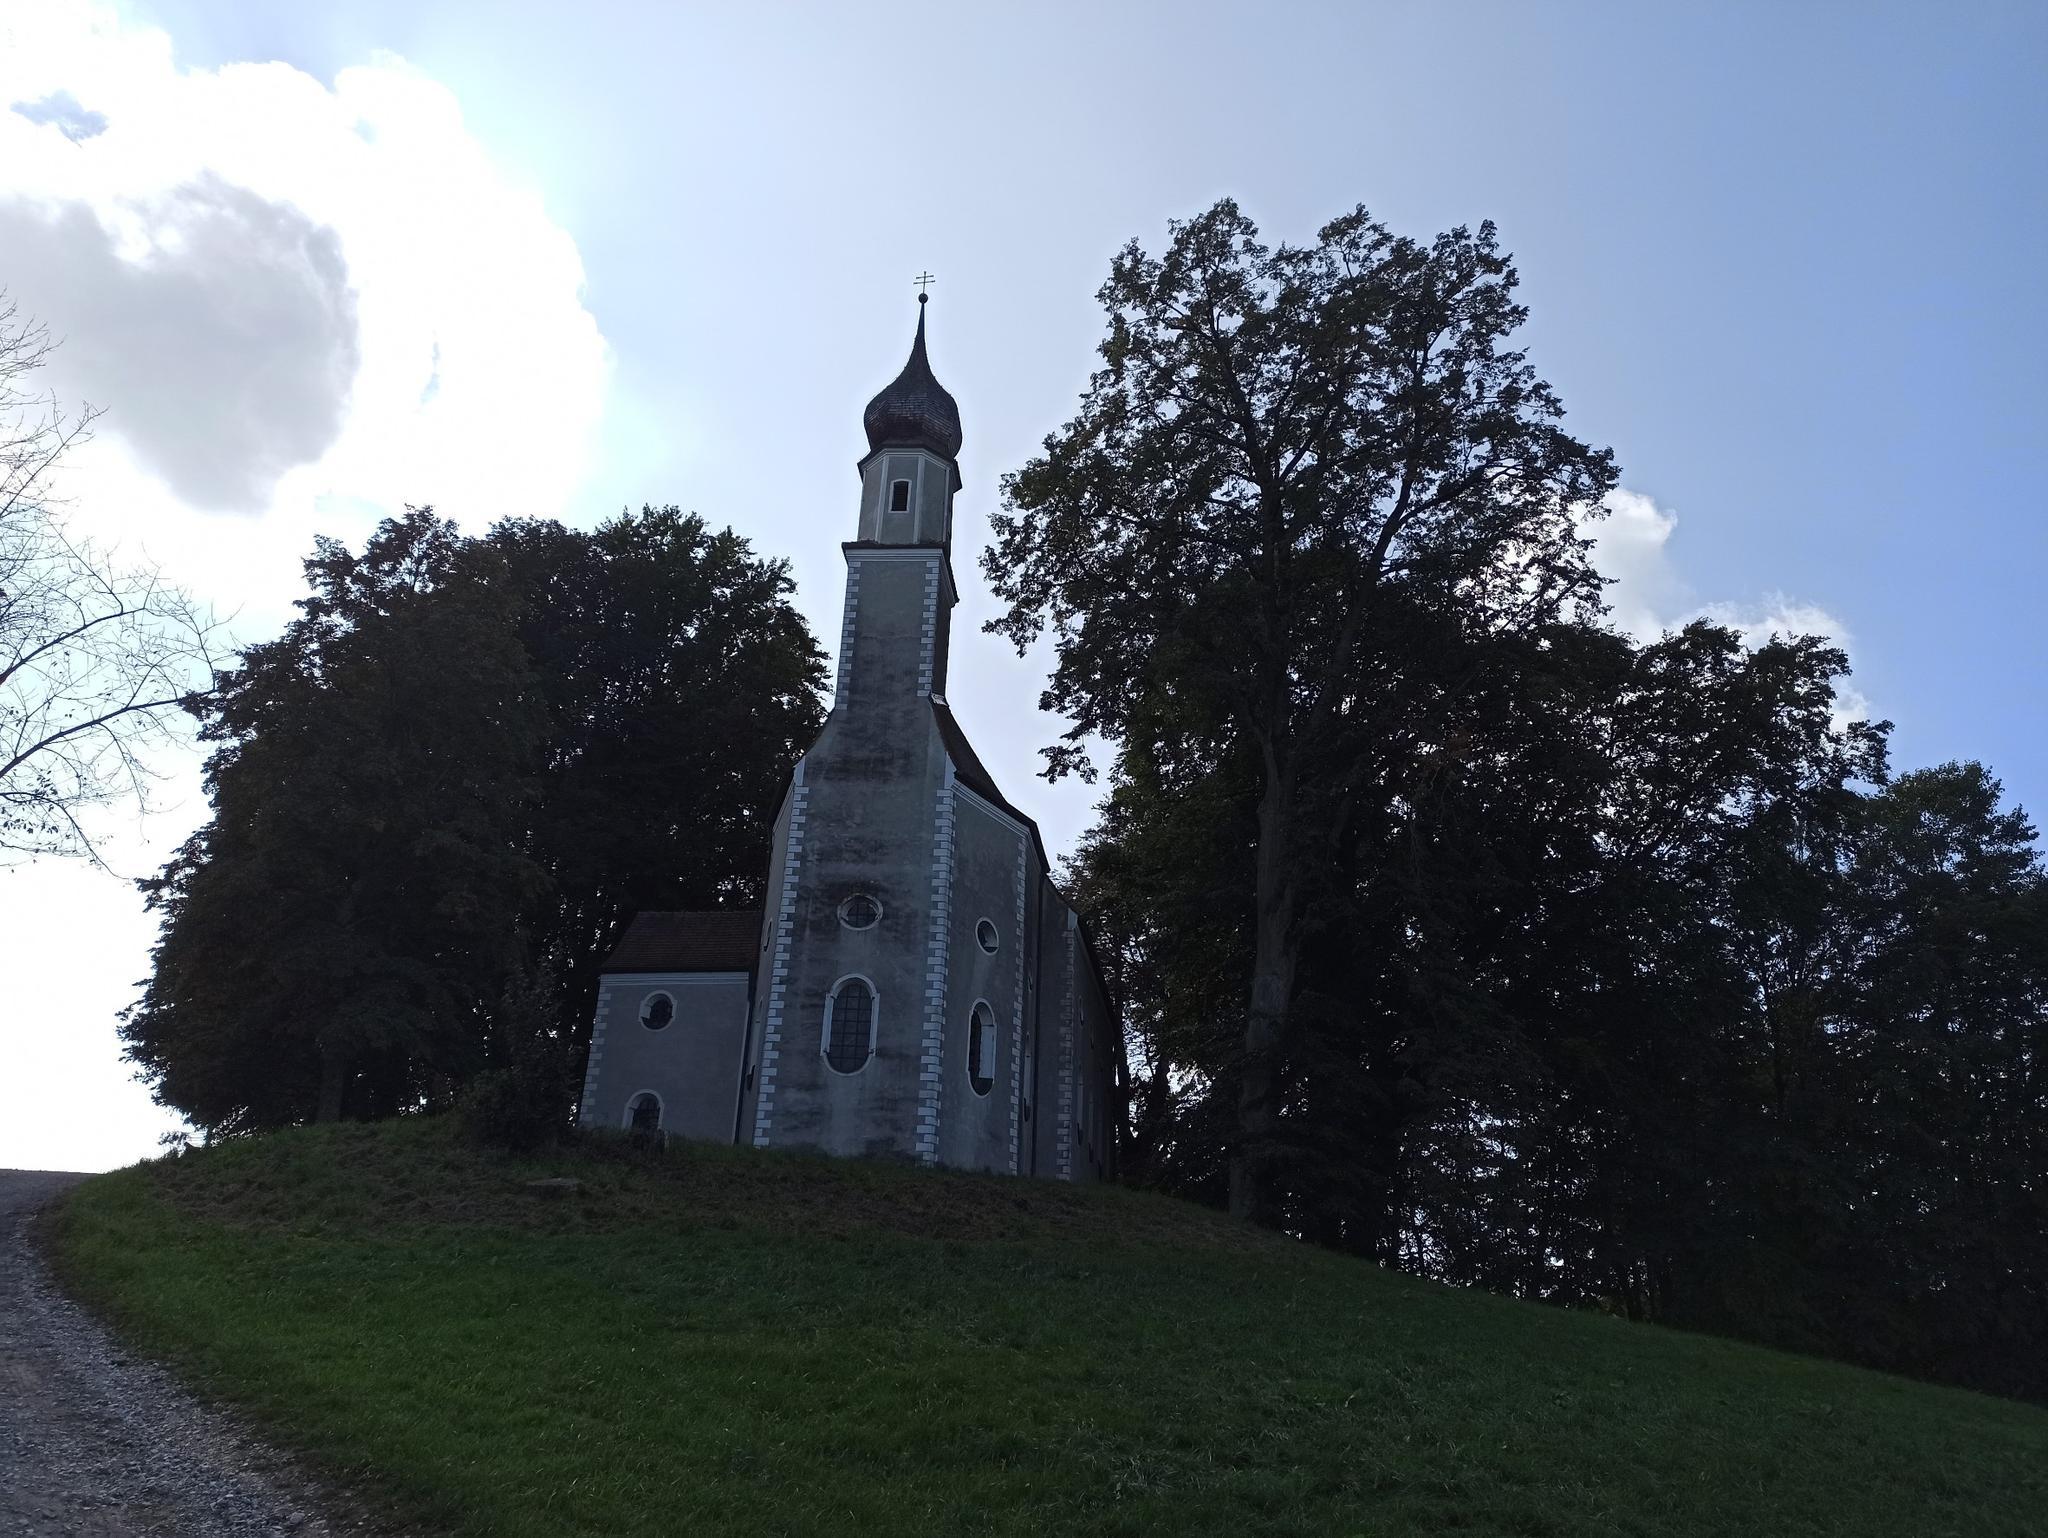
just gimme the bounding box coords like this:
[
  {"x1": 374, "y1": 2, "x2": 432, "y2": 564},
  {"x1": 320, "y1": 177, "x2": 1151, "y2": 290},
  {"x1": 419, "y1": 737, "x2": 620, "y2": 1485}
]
[
  {"x1": 640, "y1": 992, "x2": 674, "y2": 1031},
  {"x1": 839, "y1": 893, "x2": 882, "y2": 930},
  {"x1": 824, "y1": 978, "x2": 876, "y2": 1073},
  {"x1": 975, "y1": 919, "x2": 999, "y2": 954},
  {"x1": 967, "y1": 1002, "x2": 996, "y2": 1096}
]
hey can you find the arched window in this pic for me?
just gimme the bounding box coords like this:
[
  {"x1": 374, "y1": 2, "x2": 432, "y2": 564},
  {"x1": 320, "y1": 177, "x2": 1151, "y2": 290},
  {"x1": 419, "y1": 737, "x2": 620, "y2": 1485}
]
[
  {"x1": 889, "y1": 478, "x2": 912, "y2": 513},
  {"x1": 822, "y1": 977, "x2": 876, "y2": 1074},
  {"x1": 640, "y1": 992, "x2": 674, "y2": 1031},
  {"x1": 626, "y1": 1091, "x2": 662, "y2": 1133},
  {"x1": 967, "y1": 1001, "x2": 996, "y2": 1096}
]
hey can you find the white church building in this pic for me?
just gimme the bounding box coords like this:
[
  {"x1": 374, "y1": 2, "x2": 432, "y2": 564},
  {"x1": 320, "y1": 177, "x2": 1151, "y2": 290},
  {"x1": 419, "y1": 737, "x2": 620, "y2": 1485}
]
[{"x1": 576, "y1": 297, "x2": 1117, "y2": 1181}]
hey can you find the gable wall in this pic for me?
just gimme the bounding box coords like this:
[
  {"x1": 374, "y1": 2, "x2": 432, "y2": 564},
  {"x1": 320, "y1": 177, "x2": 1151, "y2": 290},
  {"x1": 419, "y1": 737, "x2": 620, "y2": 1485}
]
[{"x1": 580, "y1": 972, "x2": 752, "y2": 1140}]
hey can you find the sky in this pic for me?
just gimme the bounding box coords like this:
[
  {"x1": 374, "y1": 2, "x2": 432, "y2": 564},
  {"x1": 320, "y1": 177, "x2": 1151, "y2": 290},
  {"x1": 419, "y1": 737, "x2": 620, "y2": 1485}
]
[{"x1": 1, "y1": 0, "x2": 2042, "y2": 1171}]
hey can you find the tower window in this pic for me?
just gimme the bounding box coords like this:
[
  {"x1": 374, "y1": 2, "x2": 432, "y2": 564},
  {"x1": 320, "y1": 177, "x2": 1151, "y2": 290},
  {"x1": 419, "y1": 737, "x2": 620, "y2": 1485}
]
[
  {"x1": 838, "y1": 893, "x2": 882, "y2": 930},
  {"x1": 823, "y1": 976, "x2": 876, "y2": 1074},
  {"x1": 888, "y1": 478, "x2": 912, "y2": 513},
  {"x1": 967, "y1": 1001, "x2": 996, "y2": 1097},
  {"x1": 626, "y1": 1092, "x2": 662, "y2": 1133},
  {"x1": 640, "y1": 991, "x2": 674, "y2": 1031},
  {"x1": 976, "y1": 919, "x2": 999, "y2": 954}
]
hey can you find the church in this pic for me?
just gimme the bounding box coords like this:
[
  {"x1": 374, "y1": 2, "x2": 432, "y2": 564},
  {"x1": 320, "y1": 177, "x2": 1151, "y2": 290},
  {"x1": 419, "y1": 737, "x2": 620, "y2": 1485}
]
[{"x1": 576, "y1": 297, "x2": 1117, "y2": 1181}]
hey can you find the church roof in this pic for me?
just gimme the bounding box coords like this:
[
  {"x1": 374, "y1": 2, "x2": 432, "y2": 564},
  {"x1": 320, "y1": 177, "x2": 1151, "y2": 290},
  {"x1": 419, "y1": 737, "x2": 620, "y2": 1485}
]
[
  {"x1": 601, "y1": 909, "x2": 761, "y2": 974},
  {"x1": 931, "y1": 698, "x2": 1054, "y2": 875},
  {"x1": 862, "y1": 297, "x2": 963, "y2": 464},
  {"x1": 931, "y1": 699, "x2": 1017, "y2": 820}
]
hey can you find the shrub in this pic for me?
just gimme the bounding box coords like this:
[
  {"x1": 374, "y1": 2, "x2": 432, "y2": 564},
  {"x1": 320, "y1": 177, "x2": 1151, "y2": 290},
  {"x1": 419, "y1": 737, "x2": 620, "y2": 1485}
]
[
  {"x1": 456, "y1": 1059, "x2": 568, "y2": 1153},
  {"x1": 456, "y1": 968, "x2": 572, "y2": 1153}
]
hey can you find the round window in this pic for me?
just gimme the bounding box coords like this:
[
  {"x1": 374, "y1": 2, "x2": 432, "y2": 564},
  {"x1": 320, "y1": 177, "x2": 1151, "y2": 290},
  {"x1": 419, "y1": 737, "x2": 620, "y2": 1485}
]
[
  {"x1": 976, "y1": 919, "x2": 999, "y2": 954},
  {"x1": 839, "y1": 893, "x2": 882, "y2": 930},
  {"x1": 640, "y1": 992, "x2": 674, "y2": 1031}
]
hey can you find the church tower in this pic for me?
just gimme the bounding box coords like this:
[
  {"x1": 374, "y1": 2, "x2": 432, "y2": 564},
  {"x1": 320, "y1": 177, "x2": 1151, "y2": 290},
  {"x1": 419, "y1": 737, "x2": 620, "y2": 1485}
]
[
  {"x1": 579, "y1": 296, "x2": 1118, "y2": 1181},
  {"x1": 738, "y1": 292, "x2": 982, "y2": 1164}
]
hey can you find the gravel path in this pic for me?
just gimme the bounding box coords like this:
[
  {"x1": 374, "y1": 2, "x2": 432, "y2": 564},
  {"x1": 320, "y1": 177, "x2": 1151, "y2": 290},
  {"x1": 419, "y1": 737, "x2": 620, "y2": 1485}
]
[{"x1": 1, "y1": 1169, "x2": 389, "y2": 1537}]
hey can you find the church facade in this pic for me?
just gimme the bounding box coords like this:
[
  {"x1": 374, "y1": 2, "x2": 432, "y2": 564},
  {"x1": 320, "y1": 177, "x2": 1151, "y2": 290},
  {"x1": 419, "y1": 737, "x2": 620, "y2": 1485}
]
[{"x1": 575, "y1": 299, "x2": 1117, "y2": 1181}]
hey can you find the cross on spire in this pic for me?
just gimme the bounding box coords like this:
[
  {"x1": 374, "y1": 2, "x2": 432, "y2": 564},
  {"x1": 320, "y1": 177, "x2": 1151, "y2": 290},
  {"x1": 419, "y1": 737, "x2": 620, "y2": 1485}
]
[{"x1": 914, "y1": 271, "x2": 936, "y2": 299}]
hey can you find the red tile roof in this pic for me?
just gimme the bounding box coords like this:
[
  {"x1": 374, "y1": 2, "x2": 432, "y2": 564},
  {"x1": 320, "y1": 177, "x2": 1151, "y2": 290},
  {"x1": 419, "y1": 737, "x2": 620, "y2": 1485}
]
[{"x1": 601, "y1": 909, "x2": 761, "y2": 975}]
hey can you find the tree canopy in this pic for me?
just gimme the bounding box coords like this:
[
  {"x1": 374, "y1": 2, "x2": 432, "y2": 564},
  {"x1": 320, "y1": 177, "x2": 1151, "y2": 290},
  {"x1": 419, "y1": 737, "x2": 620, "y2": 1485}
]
[
  {"x1": 1025, "y1": 200, "x2": 2045, "y2": 1403},
  {"x1": 124, "y1": 506, "x2": 824, "y2": 1133},
  {"x1": 988, "y1": 200, "x2": 1617, "y2": 1219}
]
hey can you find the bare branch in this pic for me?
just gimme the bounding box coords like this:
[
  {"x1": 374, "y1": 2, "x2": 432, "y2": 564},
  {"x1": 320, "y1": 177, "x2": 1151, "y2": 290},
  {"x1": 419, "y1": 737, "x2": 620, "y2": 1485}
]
[{"x1": 0, "y1": 291, "x2": 227, "y2": 864}]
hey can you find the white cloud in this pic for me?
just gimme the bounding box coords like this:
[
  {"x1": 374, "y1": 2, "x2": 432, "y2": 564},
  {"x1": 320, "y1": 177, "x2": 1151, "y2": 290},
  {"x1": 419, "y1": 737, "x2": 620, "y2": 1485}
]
[
  {"x1": 0, "y1": 0, "x2": 608, "y2": 601},
  {"x1": 1582, "y1": 488, "x2": 1686, "y2": 645},
  {"x1": 0, "y1": 1, "x2": 611, "y2": 1169},
  {"x1": 1584, "y1": 488, "x2": 1874, "y2": 724}
]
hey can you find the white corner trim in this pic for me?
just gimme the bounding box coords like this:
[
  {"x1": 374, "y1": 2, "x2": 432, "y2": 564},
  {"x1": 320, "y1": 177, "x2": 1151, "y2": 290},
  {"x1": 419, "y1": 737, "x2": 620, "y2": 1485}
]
[
  {"x1": 577, "y1": 978, "x2": 617, "y2": 1125},
  {"x1": 1057, "y1": 913, "x2": 1078, "y2": 1182},
  {"x1": 916, "y1": 553, "x2": 942, "y2": 696},
  {"x1": 751, "y1": 764, "x2": 810, "y2": 1148},
  {"x1": 914, "y1": 762, "x2": 957, "y2": 1163},
  {"x1": 832, "y1": 560, "x2": 862, "y2": 705},
  {"x1": 1008, "y1": 827, "x2": 1029, "y2": 1174}
]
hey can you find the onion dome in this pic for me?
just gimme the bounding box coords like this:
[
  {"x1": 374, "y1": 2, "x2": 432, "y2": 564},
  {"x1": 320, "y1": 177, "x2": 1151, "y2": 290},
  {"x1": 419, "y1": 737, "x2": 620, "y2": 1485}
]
[{"x1": 862, "y1": 295, "x2": 962, "y2": 463}]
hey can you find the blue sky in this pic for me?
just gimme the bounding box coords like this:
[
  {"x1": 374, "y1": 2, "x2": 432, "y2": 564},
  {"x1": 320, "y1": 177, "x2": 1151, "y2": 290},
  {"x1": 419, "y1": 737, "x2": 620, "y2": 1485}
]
[
  {"x1": 3, "y1": 1, "x2": 2042, "y2": 1167},
  {"x1": 152, "y1": 0, "x2": 2045, "y2": 798}
]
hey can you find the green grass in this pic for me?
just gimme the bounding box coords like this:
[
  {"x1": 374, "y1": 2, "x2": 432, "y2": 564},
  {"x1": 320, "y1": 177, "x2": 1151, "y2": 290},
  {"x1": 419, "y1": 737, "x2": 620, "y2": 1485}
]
[{"x1": 44, "y1": 1119, "x2": 2047, "y2": 1537}]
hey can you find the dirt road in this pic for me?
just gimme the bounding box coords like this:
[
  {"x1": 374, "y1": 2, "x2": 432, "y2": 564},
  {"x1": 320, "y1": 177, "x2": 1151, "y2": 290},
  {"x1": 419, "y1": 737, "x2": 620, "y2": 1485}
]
[{"x1": 0, "y1": 1168, "x2": 375, "y2": 1536}]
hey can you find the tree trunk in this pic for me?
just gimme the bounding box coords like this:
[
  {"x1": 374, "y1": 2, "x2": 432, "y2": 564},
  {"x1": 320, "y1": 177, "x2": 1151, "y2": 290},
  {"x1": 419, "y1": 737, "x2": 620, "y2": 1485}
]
[
  {"x1": 1231, "y1": 765, "x2": 1299, "y2": 1225},
  {"x1": 315, "y1": 1039, "x2": 349, "y2": 1123}
]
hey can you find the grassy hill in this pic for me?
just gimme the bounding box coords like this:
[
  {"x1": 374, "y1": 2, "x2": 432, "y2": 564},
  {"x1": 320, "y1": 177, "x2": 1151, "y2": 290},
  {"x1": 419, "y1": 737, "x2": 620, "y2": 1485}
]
[{"x1": 44, "y1": 1119, "x2": 2047, "y2": 1537}]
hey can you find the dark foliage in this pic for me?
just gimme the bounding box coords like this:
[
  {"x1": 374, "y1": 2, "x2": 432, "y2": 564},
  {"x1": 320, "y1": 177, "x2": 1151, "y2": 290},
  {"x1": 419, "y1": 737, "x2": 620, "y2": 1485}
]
[
  {"x1": 1024, "y1": 199, "x2": 2046, "y2": 1404},
  {"x1": 1067, "y1": 564, "x2": 2047, "y2": 1403},
  {"x1": 986, "y1": 198, "x2": 1617, "y2": 1221},
  {"x1": 124, "y1": 506, "x2": 824, "y2": 1134},
  {"x1": 456, "y1": 969, "x2": 577, "y2": 1154}
]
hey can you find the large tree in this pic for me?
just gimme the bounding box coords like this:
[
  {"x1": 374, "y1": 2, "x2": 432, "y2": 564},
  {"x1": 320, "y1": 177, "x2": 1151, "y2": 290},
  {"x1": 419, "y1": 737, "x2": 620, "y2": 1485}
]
[
  {"x1": 128, "y1": 512, "x2": 551, "y2": 1128},
  {"x1": 489, "y1": 508, "x2": 826, "y2": 1033},
  {"x1": 1824, "y1": 763, "x2": 2048, "y2": 1398},
  {"x1": 988, "y1": 200, "x2": 1617, "y2": 1220},
  {"x1": 126, "y1": 506, "x2": 825, "y2": 1133},
  {"x1": 1073, "y1": 603, "x2": 2048, "y2": 1400}
]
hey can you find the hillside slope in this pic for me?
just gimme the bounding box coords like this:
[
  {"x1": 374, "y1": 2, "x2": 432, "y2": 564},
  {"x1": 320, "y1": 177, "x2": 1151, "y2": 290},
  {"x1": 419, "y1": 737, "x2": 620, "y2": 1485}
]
[{"x1": 45, "y1": 1119, "x2": 2047, "y2": 1537}]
